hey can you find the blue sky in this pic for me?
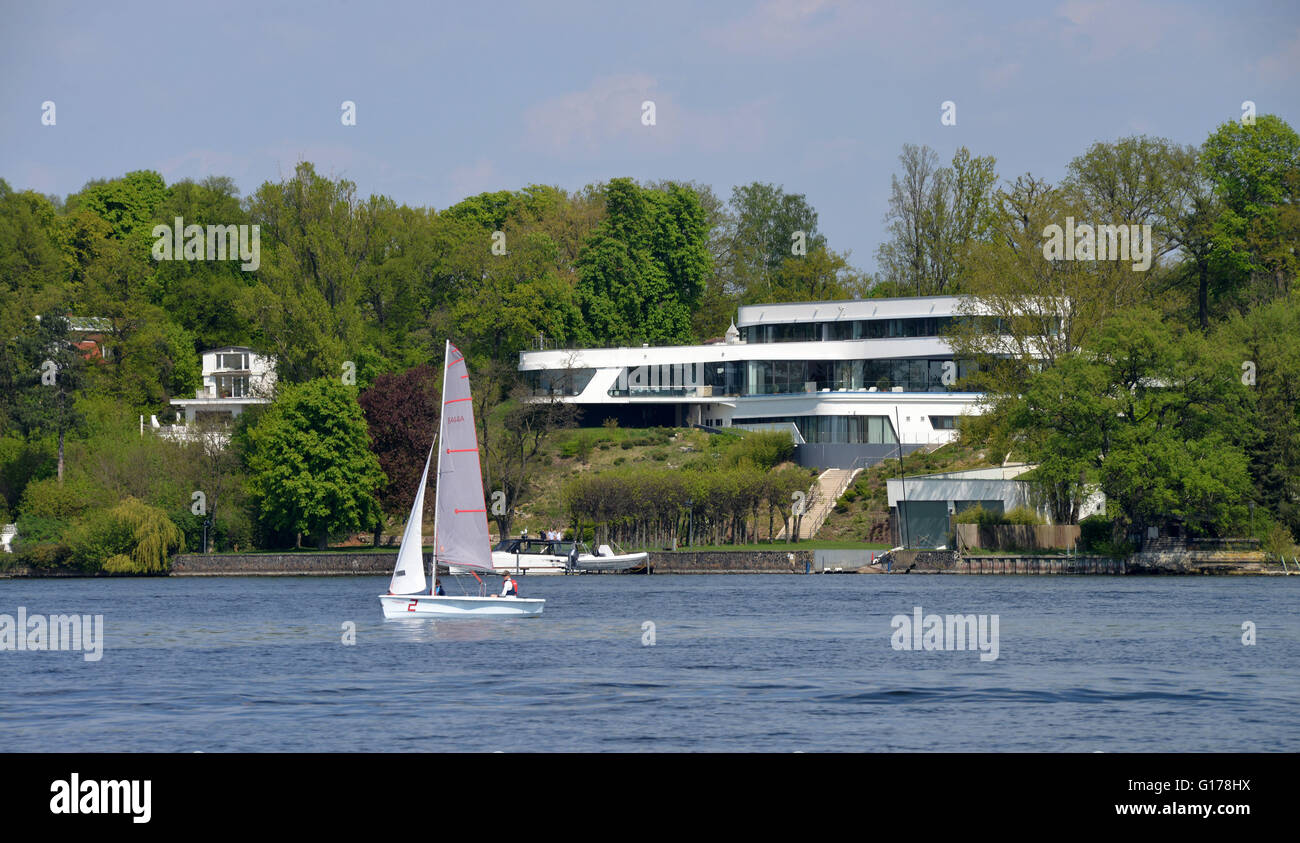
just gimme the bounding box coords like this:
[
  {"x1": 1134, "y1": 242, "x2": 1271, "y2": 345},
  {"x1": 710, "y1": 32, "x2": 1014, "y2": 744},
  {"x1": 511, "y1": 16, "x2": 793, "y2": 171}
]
[{"x1": 2, "y1": 0, "x2": 1297, "y2": 274}]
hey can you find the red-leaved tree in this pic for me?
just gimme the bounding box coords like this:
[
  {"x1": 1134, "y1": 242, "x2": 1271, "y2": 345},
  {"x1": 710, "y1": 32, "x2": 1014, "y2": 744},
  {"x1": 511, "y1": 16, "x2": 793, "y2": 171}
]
[{"x1": 358, "y1": 363, "x2": 440, "y2": 544}]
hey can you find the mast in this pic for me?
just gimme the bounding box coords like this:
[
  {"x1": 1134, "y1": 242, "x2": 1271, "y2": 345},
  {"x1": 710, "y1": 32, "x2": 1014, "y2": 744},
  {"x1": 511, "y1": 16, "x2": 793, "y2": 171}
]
[{"x1": 431, "y1": 339, "x2": 451, "y2": 594}]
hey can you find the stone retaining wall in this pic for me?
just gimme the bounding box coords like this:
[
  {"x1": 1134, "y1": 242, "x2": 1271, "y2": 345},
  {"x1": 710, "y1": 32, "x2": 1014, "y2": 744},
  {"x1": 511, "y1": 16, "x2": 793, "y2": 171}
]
[
  {"x1": 170, "y1": 552, "x2": 397, "y2": 575},
  {"x1": 1126, "y1": 549, "x2": 1276, "y2": 575},
  {"x1": 647, "y1": 550, "x2": 813, "y2": 573},
  {"x1": 4, "y1": 548, "x2": 1287, "y2": 577}
]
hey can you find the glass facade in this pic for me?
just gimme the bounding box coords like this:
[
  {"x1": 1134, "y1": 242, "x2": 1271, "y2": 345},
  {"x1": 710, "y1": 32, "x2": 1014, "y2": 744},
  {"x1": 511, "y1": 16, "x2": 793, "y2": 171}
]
[
  {"x1": 742, "y1": 322, "x2": 822, "y2": 343},
  {"x1": 743, "y1": 358, "x2": 973, "y2": 395},
  {"x1": 743, "y1": 315, "x2": 1006, "y2": 344},
  {"x1": 215, "y1": 374, "x2": 249, "y2": 398},
  {"x1": 524, "y1": 368, "x2": 596, "y2": 396},
  {"x1": 606, "y1": 361, "x2": 744, "y2": 397},
  {"x1": 603, "y1": 357, "x2": 973, "y2": 397},
  {"x1": 740, "y1": 415, "x2": 898, "y2": 444},
  {"x1": 825, "y1": 316, "x2": 953, "y2": 340}
]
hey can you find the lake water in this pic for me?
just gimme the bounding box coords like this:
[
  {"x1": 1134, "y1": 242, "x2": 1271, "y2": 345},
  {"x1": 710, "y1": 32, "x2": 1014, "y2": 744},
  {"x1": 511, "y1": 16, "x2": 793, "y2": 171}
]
[{"x1": 1, "y1": 574, "x2": 1297, "y2": 752}]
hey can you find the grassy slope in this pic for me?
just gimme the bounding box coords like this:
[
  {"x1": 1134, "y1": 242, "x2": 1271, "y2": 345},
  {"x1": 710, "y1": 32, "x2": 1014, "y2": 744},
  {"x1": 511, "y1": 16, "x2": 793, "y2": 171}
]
[
  {"x1": 512, "y1": 425, "x2": 717, "y2": 535},
  {"x1": 512, "y1": 427, "x2": 993, "y2": 548}
]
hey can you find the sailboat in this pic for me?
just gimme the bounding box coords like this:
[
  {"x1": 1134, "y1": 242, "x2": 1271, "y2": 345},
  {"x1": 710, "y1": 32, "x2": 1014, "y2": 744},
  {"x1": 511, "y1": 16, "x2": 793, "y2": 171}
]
[{"x1": 379, "y1": 341, "x2": 545, "y2": 618}]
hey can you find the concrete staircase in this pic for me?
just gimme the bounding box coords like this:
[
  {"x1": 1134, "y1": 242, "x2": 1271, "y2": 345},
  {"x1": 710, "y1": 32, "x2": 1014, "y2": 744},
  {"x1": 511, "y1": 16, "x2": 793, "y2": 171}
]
[{"x1": 776, "y1": 468, "x2": 861, "y2": 541}]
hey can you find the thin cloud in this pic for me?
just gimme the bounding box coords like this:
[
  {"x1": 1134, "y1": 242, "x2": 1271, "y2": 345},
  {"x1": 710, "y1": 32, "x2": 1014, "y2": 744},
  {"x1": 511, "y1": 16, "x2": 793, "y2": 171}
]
[
  {"x1": 1256, "y1": 28, "x2": 1300, "y2": 83},
  {"x1": 1054, "y1": 0, "x2": 1179, "y2": 62},
  {"x1": 521, "y1": 73, "x2": 772, "y2": 157},
  {"x1": 980, "y1": 61, "x2": 1022, "y2": 90},
  {"x1": 447, "y1": 158, "x2": 501, "y2": 199},
  {"x1": 707, "y1": 0, "x2": 871, "y2": 54},
  {"x1": 523, "y1": 73, "x2": 665, "y2": 153}
]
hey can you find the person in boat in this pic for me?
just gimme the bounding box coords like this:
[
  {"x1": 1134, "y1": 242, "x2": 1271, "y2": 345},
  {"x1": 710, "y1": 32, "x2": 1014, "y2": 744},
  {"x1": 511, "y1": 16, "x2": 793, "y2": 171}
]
[
  {"x1": 500, "y1": 573, "x2": 518, "y2": 597},
  {"x1": 434, "y1": 579, "x2": 445, "y2": 596}
]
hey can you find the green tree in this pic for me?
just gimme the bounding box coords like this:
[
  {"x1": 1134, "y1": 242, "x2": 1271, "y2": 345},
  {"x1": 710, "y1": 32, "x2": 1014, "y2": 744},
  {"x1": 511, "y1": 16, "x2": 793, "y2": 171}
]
[
  {"x1": 153, "y1": 176, "x2": 261, "y2": 350},
  {"x1": 66, "y1": 170, "x2": 168, "y2": 244},
  {"x1": 951, "y1": 174, "x2": 1159, "y2": 396},
  {"x1": 247, "y1": 162, "x2": 379, "y2": 383},
  {"x1": 575, "y1": 178, "x2": 711, "y2": 346},
  {"x1": 1222, "y1": 294, "x2": 1300, "y2": 538},
  {"x1": 876, "y1": 145, "x2": 998, "y2": 295},
  {"x1": 974, "y1": 308, "x2": 1252, "y2": 535},
  {"x1": 67, "y1": 496, "x2": 185, "y2": 573},
  {"x1": 449, "y1": 230, "x2": 591, "y2": 362},
  {"x1": 247, "y1": 378, "x2": 386, "y2": 548},
  {"x1": 0, "y1": 180, "x2": 67, "y2": 302},
  {"x1": 769, "y1": 245, "x2": 870, "y2": 303},
  {"x1": 1200, "y1": 115, "x2": 1300, "y2": 306},
  {"x1": 79, "y1": 306, "x2": 201, "y2": 416},
  {"x1": 3, "y1": 311, "x2": 86, "y2": 482},
  {"x1": 724, "y1": 182, "x2": 824, "y2": 304}
]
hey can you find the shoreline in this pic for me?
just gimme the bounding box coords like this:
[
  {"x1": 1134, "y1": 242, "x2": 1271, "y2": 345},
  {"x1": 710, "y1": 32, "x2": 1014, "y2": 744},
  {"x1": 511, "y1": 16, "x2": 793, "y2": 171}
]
[{"x1": 1, "y1": 549, "x2": 1292, "y2": 577}]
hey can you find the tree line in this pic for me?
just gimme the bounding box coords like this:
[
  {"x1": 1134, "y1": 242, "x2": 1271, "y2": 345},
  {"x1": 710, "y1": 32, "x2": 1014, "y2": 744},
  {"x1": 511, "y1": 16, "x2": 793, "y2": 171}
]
[
  {"x1": 946, "y1": 117, "x2": 1299, "y2": 551},
  {"x1": 1, "y1": 112, "x2": 1296, "y2": 564}
]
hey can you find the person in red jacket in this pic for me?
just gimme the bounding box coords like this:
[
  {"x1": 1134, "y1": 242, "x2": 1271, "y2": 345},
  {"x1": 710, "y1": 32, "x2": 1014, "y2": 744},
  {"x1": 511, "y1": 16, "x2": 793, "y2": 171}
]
[{"x1": 500, "y1": 573, "x2": 518, "y2": 597}]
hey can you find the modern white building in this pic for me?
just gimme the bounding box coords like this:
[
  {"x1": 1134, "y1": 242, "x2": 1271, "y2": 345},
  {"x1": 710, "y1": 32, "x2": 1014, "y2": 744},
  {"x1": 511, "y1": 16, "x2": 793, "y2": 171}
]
[
  {"x1": 886, "y1": 464, "x2": 1106, "y2": 548},
  {"x1": 166, "y1": 347, "x2": 276, "y2": 439},
  {"x1": 518, "y1": 295, "x2": 998, "y2": 468}
]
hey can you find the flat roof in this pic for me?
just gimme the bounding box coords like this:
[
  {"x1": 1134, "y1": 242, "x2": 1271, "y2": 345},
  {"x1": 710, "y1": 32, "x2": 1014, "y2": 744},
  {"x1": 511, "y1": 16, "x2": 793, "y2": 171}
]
[{"x1": 737, "y1": 296, "x2": 977, "y2": 327}]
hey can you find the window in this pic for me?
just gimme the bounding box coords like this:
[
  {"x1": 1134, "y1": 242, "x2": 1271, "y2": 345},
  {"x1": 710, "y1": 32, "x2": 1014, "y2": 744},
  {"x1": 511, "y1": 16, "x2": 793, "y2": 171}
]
[
  {"x1": 526, "y1": 368, "x2": 595, "y2": 396},
  {"x1": 216, "y1": 375, "x2": 249, "y2": 398},
  {"x1": 740, "y1": 415, "x2": 898, "y2": 444}
]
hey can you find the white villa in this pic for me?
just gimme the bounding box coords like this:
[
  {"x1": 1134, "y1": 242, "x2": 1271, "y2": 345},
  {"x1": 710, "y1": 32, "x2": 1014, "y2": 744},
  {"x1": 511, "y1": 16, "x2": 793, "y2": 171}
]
[
  {"x1": 518, "y1": 295, "x2": 1002, "y2": 468},
  {"x1": 161, "y1": 347, "x2": 276, "y2": 443}
]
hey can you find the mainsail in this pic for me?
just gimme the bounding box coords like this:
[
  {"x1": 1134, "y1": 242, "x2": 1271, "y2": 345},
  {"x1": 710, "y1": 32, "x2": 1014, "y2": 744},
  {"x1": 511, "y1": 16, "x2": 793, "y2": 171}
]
[
  {"x1": 433, "y1": 341, "x2": 494, "y2": 572},
  {"x1": 388, "y1": 444, "x2": 433, "y2": 594}
]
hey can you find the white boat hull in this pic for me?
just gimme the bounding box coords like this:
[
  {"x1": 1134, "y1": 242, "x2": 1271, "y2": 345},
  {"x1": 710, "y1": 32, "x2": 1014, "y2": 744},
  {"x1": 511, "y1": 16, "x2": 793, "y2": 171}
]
[
  {"x1": 470, "y1": 545, "x2": 650, "y2": 576},
  {"x1": 571, "y1": 551, "x2": 649, "y2": 573},
  {"x1": 452, "y1": 552, "x2": 567, "y2": 576},
  {"x1": 379, "y1": 593, "x2": 545, "y2": 618}
]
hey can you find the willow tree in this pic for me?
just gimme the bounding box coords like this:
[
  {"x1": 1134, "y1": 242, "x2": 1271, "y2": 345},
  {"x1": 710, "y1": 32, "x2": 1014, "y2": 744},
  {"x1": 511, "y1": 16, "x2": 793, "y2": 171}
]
[{"x1": 101, "y1": 497, "x2": 186, "y2": 573}]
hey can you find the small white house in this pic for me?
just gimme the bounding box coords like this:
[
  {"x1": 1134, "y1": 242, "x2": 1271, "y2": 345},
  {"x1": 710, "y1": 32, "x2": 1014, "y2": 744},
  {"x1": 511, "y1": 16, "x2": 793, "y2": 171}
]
[
  {"x1": 886, "y1": 464, "x2": 1106, "y2": 548},
  {"x1": 170, "y1": 347, "x2": 276, "y2": 425}
]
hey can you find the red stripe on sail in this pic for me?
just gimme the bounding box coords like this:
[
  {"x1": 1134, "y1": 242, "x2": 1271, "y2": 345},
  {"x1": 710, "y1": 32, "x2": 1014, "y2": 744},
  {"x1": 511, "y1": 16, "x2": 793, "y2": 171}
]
[
  {"x1": 455, "y1": 508, "x2": 486, "y2": 513},
  {"x1": 445, "y1": 397, "x2": 472, "y2": 403},
  {"x1": 446, "y1": 448, "x2": 477, "y2": 453}
]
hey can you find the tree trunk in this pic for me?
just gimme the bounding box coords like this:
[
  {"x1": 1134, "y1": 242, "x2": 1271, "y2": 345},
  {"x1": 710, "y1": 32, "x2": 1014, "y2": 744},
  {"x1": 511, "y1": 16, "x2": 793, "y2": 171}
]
[{"x1": 1198, "y1": 261, "x2": 1209, "y2": 330}]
